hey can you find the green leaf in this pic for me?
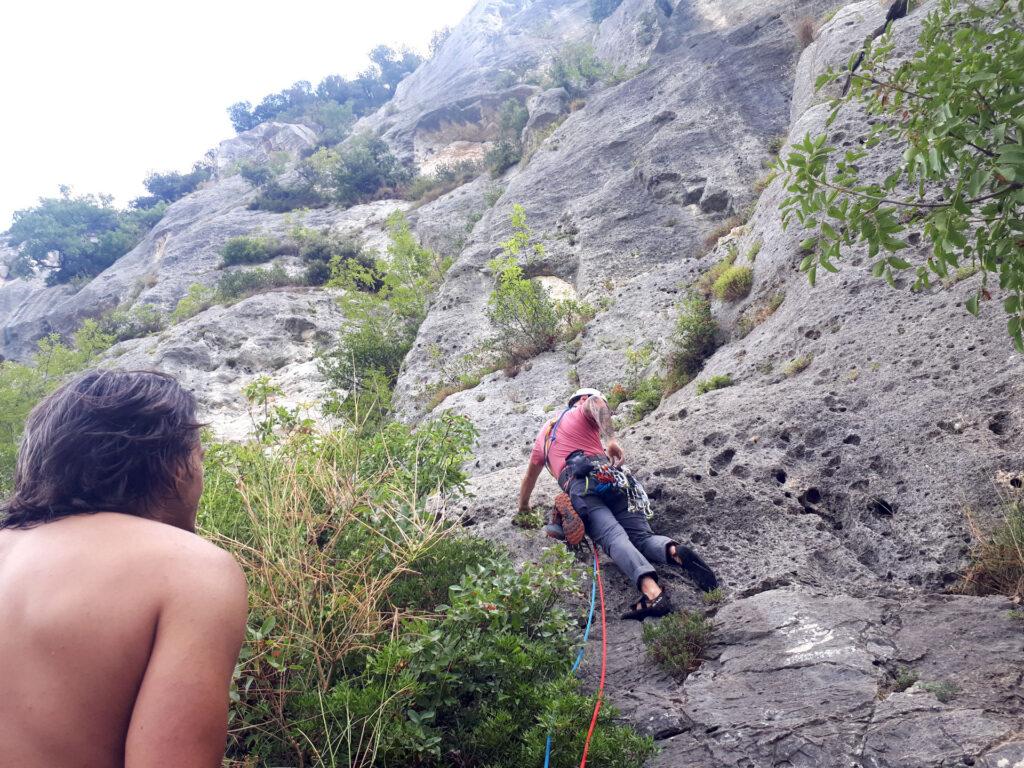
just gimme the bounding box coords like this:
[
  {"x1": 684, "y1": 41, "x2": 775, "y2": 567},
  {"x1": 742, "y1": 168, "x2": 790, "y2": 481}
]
[{"x1": 966, "y1": 294, "x2": 980, "y2": 316}]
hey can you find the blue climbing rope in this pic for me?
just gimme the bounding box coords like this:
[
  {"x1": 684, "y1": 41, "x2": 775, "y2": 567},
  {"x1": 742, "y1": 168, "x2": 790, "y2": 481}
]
[{"x1": 542, "y1": 550, "x2": 598, "y2": 767}]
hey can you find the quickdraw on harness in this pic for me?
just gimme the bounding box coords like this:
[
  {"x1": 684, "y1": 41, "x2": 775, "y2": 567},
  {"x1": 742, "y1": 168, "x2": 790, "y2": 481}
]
[{"x1": 584, "y1": 461, "x2": 654, "y2": 521}]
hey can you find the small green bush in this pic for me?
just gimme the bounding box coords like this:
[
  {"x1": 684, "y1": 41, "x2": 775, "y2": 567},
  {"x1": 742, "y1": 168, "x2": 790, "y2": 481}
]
[
  {"x1": 171, "y1": 283, "x2": 217, "y2": 323},
  {"x1": 642, "y1": 611, "x2": 713, "y2": 681},
  {"x1": 216, "y1": 265, "x2": 296, "y2": 301},
  {"x1": 696, "y1": 251, "x2": 736, "y2": 296},
  {"x1": 97, "y1": 303, "x2": 167, "y2": 342},
  {"x1": 893, "y1": 668, "x2": 919, "y2": 693},
  {"x1": 237, "y1": 161, "x2": 273, "y2": 187},
  {"x1": 248, "y1": 179, "x2": 329, "y2": 212},
  {"x1": 486, "y1": 256, "x2": 561, "y2": 363},
  {"x1": 783, "y1": 354, "x2": 813, "y2": 377},
  {"x1": 547, "y1": 42, "x2": 608, "y2": 97},
  {"x1": 701, "y1": 588, "x2": 724, "y2": 605},
  {"x1": 142, "y1": 164, "x2": 212, "y2": 203},
  {"x1": 486, "y1": 139, "x2": 523, "y2": 178},
  {"x1": 388, "y1": 536, "x2": 502, "y2": 612},
  {"x1": 332, "y1": 132, "x2": 412, "y2": 207},
  {"x1": 220, "y1": 235, "x2": 294, "y2": 267},
  {"x1": 512, "y1": 505, "x2": 545, "y2": 530},
  {"x1": 712, "y1": 265, "x2": 753, "y2": 301},
  {"x1": 921, "y1": 681, "x2": 959, "y2": 703},
  {"x1": 667, "y1": 292, "x2": 718, "y2": 389},
  {"x1": 695, "y1": 374, "x2": 734, "y2": 395},
  {"x1": 406, "y1": 160, "x2": 480, "y2": 202}
]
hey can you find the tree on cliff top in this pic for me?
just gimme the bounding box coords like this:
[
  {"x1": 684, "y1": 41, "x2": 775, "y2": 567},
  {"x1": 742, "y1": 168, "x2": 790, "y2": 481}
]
[
  {"x1": 7, "y1": 189, "x2": 166, "y2": 285},
  {"x1": 780, "y1": 0, "x2": 1024, "y2": 346}
]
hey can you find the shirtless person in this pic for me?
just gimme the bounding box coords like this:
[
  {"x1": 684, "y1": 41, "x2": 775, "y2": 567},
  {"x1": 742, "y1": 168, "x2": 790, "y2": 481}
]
[{"x1": 0, "y1": 370, "x2": 248, "y2": 768}]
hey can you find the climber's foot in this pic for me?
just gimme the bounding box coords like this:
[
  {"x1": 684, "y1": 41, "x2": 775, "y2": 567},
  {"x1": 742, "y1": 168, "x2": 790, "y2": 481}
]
[
  {"x1": 620, "y1": 590, "x2": 672, "y2": 621},
  {"x1": 668, "y1": 543, "x2": 719, "y2": 592},
  {"x1": 554, "y1": 492, "x2": 586, "y2": 547}
]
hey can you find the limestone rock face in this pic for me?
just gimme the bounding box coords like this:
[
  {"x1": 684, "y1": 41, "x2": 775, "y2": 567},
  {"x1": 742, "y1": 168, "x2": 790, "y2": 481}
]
[
  {"x1": 106, "y1": 289, "x2": 346, "y2": 441},
  {"x1": 0, "y1": 171, "x2": 403, "y2": 362},
  {"x1": 391, "y1": 2, "x2": 1024, "y2": 766},
  {"x1": 213, "y1": 121, "x2": 318, "y2": 170},
  {"x1": 4, "y1": 0, "x2": 1023, "y2": 763}
]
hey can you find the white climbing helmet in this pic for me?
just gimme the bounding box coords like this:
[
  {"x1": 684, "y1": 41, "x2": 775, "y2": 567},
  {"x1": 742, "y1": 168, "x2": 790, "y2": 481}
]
[{"x1": 568, "y1": 387, "x2": 604, "y2": 406}]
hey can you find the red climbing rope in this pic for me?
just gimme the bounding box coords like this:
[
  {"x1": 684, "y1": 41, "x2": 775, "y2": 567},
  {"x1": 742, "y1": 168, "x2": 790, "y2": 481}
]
[{"x1": 579, "y1": 540, "x2": 607, "y2": 768}]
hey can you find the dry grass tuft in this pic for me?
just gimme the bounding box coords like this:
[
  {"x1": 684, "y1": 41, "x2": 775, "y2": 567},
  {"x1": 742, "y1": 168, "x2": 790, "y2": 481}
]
[
  {"x1": 961, "y1": 497, "x2": 1024, "y2": 599},
  {"x1": 789, "y1": 16, "x2": 818, "y2": 49}
]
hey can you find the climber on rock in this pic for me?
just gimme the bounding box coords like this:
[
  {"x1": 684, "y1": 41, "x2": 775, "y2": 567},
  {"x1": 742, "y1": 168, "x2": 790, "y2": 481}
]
[{"x1": 518, "y1": 387, "x2": 719, "y2": 621}]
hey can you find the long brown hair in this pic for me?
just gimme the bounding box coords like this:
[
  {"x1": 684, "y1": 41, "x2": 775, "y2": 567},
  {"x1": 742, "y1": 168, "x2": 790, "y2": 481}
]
[{"x1": 0, "y1": 370, "x2": 204, "y2": 529}]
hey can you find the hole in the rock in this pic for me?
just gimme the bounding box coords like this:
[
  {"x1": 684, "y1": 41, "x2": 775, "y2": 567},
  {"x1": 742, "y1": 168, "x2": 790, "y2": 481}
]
[
  {"x1": 1011, "y1": 477, "x2": 1023, "y2": 489},
  {"x1": 988, "y1": 411, "x2": 1010, "y2": 436},
  {"x1": 710, "y1": 448, "x2": 736, "y2": 471},
  {"x1": 774, "y1": 469, "x2": 788, "y2": 484},
  {"x1": 704, "y1": 489, "x2": 717, "y2": 502},
  {"x1": 870, "y1": 497, "x2": 895, "y2": 516},
  {"x1": 843, "y1": 434, "x2": 861, "y2": 445},
  {"x1": 799, "y1": 487, "x2": 822, "y2": 506}
]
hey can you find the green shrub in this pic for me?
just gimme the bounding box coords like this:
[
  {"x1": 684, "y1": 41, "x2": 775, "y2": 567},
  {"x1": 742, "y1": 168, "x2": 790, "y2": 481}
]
[
  {"x1": 388, "y1": 536, "x2": 502, "y2": 612},
  {"x1": 921, "y1": 681, "x2": 959, "y2": 703},
  {"x1": 98, "y1": 302, "x2": 167, "y2": 342},
  {"x1": 701, "y1": 588, "x2": 724, "y2": 605},
  {"x1": 712, "y1": 265, "x2": 754, "y2": 301},
  {"x1": 486, "y1": 99, "x2": 529, "y2": 177},
  {"x1": 407, "y1": 160, "x2": 481, "y2": 202},
  {"x1": 202, "y1": 417, "x2": 652, "y2": 768},
  {"x1": 216, "y1": 265, "x2": 296, "y2": 301},
  {"x1": 780, "y1": 0, "x2": 1024, "y2": 348},
  {"x1": 171, "y1": 283, "x2": 217, "y2": 323},
  {"x1": 642, "y1": 611, "x2": 713, "y2": 681},
  {"x1": 608, "y1": 346, "x2": 664, "y2": 421},
  {"x1": 248, "y1": 179, "x2": 329, "y2": 212},
  {"x1": 893, "y1": 668, "x2": 919, "y2": 693},
  {"x1": 237, "y1": 161, "x2": 274, "y2": 188},
  {"x1": 667, "y1": 292, "x2": 718, "y2": 390},
  {"x1": 547, "y1": 42, "x2": 608, "y2": 97},
  {"x1": 695, "y1": 373, "x2": 734, "y2": 395},
  {"x1": 226, "y1": 45, "x2": 420, "y2": 134},
  {"x1": 142, "y1": 164, "x2": 212, "y2": 203},
  {"x1": 696, "y1": 250, "x2": 736, "y2": 296},
  {"x1": 322, "y1": 213, "x2": 450, "y2": 427},
  {"x1": 332, "y1": 132, "x2": 412, "y2": 206},
  {"x1": 486, "y1": 256, "x2": 561, "y2": 364},
  {"x1": 7, "y1": 191, "x2": 167, "y2": 285},
  {"x1": 220, "y1": 235, "x2": 294, "y2": 267},
  {"x1": 512, "y1": 505, "x2": 545, "y2": 530}
]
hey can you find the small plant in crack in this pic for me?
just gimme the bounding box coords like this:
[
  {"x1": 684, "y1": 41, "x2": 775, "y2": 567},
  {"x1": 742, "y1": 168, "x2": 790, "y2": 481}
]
[
  {"x1": 642, "y1": 611, "x2": 712, "y2": 681},
  {"x1": 920, "y1": 680, "x2": 959, "y2": 703},
  {"x1": 892, "y1": 667, "x2": 919, "y2": 693}
]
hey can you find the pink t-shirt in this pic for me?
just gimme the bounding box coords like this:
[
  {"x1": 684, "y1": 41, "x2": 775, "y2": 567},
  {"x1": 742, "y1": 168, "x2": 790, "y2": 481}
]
[{"x1": 530, "y1": 404, "x2": 606, "y2": 480}]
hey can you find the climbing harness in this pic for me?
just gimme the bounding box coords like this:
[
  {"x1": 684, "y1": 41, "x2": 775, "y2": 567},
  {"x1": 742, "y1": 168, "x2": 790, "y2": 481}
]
[
  {"x1": 541, "y1": 539, "x2": 608, "y2": 768},
  {"x1": 584, "y1": 461, "x2": 653, "y2": 521}
]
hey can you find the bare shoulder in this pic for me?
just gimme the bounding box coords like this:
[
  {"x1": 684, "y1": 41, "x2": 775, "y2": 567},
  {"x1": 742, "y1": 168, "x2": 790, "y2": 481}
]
[{"x1": 73, "y1": 513, "x2": 246, "y2": 600}]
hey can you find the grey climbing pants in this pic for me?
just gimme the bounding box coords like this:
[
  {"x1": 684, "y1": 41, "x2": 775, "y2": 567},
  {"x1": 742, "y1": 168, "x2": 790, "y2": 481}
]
[{"x1": 565, "y1": 476, "x2": 674, "y2": 589}]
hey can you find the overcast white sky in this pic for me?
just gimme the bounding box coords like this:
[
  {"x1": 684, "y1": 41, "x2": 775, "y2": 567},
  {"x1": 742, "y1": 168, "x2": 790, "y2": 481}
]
[{"x1": 0, "y1": 0, "x2": 476, "y2": 230}]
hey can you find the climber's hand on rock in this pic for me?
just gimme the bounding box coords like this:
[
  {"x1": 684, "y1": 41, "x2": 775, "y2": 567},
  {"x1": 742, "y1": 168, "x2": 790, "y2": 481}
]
[{"x1": 608, "y1": 439, "x2": 624, "y2": 466}]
